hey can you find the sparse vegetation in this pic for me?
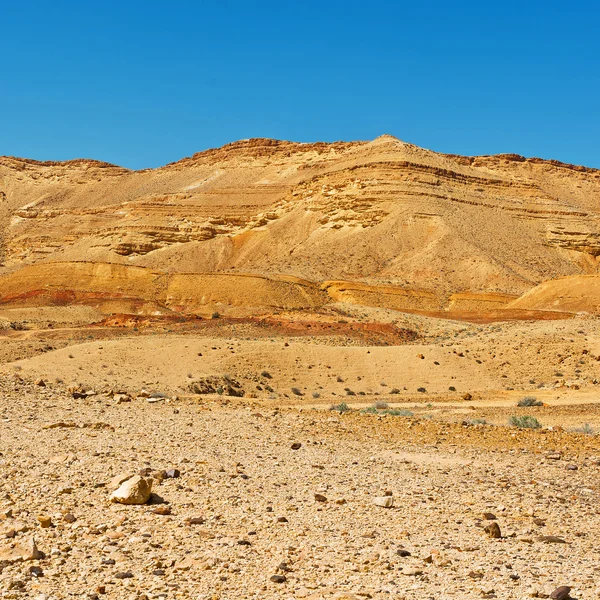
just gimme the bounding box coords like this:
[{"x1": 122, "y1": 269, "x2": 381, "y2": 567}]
[
  {"x1": 470, "y1": 418, "x2": 487, "y2": 425},
  {"x1": 374, "y1": 401, "x2": 389, "y2": 409},
  {"x1": 508, "y1": 415, "x2": 542, "y2": 429},
  {"x1": 573, "y1": 423, "x2": 594, "y2": 435},
  {"x1": 312, "y1": 391, "x2": 321, "y2": 399},
  {"x1": 291, "y1": 387, "x2": 303, "y2": 396},
  {"x1": 382, "y1": 408, "x2": 413, "y2": 417},
  {"x1": 517, "y1": 396, "x2": 543, "y2": 407},
  {"x1": 261, "y1": 370, "x2": 272, "y2": 379},
  {"x1": 330, "y1": 402, "x2": 350, "y2": 413}
]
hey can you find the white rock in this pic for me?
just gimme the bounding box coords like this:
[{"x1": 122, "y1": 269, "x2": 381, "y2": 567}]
[{"x1": 373, "y1": 496, "x2": 394, "y2": 508}]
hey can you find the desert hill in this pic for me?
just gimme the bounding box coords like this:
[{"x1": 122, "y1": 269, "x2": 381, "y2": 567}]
[{"x1": 2, "y1": 135, "x2": 600, "y2": 315}]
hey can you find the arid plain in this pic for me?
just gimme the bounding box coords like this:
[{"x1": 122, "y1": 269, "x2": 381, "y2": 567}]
[{"x1": 0, "y1": 136, "x2": 599, "y2": 599}]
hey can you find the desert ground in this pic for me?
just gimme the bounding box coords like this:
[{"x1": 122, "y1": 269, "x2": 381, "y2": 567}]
[{"x1": 0, "y1": 137, "x2": 599, "y2": 599}]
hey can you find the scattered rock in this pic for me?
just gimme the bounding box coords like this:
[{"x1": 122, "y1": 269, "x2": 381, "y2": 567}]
[
  {"x1": 550, "y1": 586, "x2": 572, "y2": 600},
  {"x1": 109, "y1": 476, "x2": 153, "y2": 505},
  {"x1": 373, "y1": 496, "x2": 394, "y2": 508},
  {"x1": 36, "y1": 515, "x2": 52, "y2": 528},
  {"x1": 538, "y1": 535, "x2": 567, "y2": 544},
  {"x1": 0, "y1": 538, "x2": 44, "y2": 563},
  {"x1": 484, "y1": 522, "x2": 502, "y2": 539}
]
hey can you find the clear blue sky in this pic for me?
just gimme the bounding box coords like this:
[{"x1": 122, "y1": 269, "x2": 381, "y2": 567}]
[{"x1": 2, "y1": 1, "x2": 599, "y2": 170}]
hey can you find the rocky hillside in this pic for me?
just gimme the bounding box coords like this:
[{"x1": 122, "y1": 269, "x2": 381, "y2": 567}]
[{"x1": 1, "y1": 136, "x2": 600, "y2": 313}]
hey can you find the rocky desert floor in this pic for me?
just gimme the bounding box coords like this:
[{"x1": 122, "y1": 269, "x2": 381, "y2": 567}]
[{"x1": 0, "y1": 307, "x2": 599, "y2": 600}]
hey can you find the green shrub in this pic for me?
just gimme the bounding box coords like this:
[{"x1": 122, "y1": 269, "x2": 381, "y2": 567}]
[
  {"x1": 374, "y1": 401, "x2": 389, "y2": 409},
  {"x1": 508, "y1": 415, "x2": 541, "y2": 429},
  {"x1": 382, "y1": 409, "x2": 413, "y2": 417},
  {"x1": 517, "y1": 396, "x2": 543, "y2": 407},
  {"x1": 573, "y1": 423, "x2": 594, "y2": 435},
  {"x1": 330, "y1": 402, "x2": 350, "y2": 413}
]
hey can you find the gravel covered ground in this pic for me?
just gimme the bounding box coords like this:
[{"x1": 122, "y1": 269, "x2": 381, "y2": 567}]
[{"x1": 0, "y1": 376, "x2": 599, "y2": 599}]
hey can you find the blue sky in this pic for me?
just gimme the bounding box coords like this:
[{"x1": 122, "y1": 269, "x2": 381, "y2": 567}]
[{"x1": 2, "y1": 1, "x2": 599, "y2": 169}]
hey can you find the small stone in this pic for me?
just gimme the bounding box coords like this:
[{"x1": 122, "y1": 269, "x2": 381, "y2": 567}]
[
  {"x1": 114, "y1": 571, "x2": 133, "y2": 579},
  {"x1": 37, "y1": 515, "x2": 52, "y2": 528},
  {"x1": 566, "y1": 464, "x2": 578, "y2": 471},
  {"x1": 270, "y1": 574, "x2": 286, "y2": 583},
  {"x1": 373, "y1": 496, "x2": 394, "y2": 508},
  {"x1": 152, "y1": 505, "x2": 171, "y2": 516},
  {"x1": 165, "y1": 468, "x2": 180, "y2": 478},
  {"x1": 397, "y1": 549, "x2": 411, "y2": 557},
  {"x1": 482, "y1": 512, "x2": 497, "y2": 520},
  {"x1": 291, "y1": 442, "x2": 302, "y2": 450},
  {"x1": 29, "y1": 565, "x2": 44, "y2": 577},
  {"x1": 550, "y1": 586, "x2": 571, "y2": 600},
  {"x1": 152, "y1": 569, "x2": 165, "y2": 576},
  {"x1": 63, "y1": 513, "x2": 76, "y2": 523},
  {"x1": 546, "y1": 452, "x2": 562, "y2": 460},
  {"x1": 185, "y1": 516, "x2": 205, "y2": 525},
  {"x1": 484, "y1": 522, "x2": 502, "y2": 539},
  {"x1": 401, "y1": 567, "x2": 423, "y2": 576},
  {"x1": 314, "y1": 493, "x2": 327, "y2": 503},
  {"x1": 110, "y1": 476, "x2": 152, "y2": 505},
  {"x1": 277, "y1": 516, "x2": 288, "y2": 523},
  {"x1": 538, "y1": 535, "x2": 567, "y2": 544}
]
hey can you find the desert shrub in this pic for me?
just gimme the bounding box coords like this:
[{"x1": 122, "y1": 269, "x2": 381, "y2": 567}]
[
  {"x1": 291, "y1": 387, "x2": 303, "y2": 396},
  {"x1": 382, "y1": 408, "x2": 413, "y2": 417},
  {"x1": 330, "y1": 402, "x2": 350, "y2": 413},
  {"x1": 517, "y1": 396, "x2": 543, "y2": 407},
  {"x1": 573, "y1": 423, "x2": 594, "y2": 435},
  {"x1": 508, "y1": 415, "x2": 541, "y2": 429},
  {"x1": 261, "y1": 371, "x2": 272, "y2": 379},
  {"x1": 417, "y1": 387, "x2": 426, "y2": 393},
  {"x1": 360, "y1": 406, "x2": 378, "y2": 414},
  {"x1": 470, "y1": 418, "x2": 487, "y2": 425},
  {"x1": 390, "y1": 388, "x2": 400, "y2": 394},
  {"x1": 344, "y1": 388, "x2": 356, "y2": 396},
  {"x1": 212, "y1": 312, "x2": 220, "y2": 319},
  {"x1": 312, "y1": 391, "x2": 321, "y2": 399},
  {"x1": 374, "y1": 401, "x2": 389, "y2": 409},
  {"x1": 448, "y1": 386, "x2": 456, "y2": 392}
]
